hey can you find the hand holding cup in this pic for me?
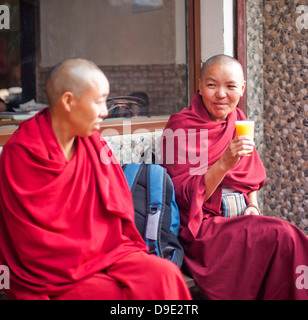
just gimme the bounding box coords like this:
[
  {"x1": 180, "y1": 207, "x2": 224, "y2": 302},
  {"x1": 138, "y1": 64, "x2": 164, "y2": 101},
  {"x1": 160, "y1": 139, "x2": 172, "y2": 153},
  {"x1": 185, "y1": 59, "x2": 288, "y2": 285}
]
[{"x1": 235, "y1": 121, "x2": 255, "y2": 156}]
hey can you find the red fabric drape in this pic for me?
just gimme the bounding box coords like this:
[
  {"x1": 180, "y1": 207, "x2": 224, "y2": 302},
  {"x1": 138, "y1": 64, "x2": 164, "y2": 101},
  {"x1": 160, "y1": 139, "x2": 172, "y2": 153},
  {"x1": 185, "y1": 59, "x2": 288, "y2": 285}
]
[
  {"x1": 161, "y1": 92, "x2": 308, "y2": 300},
  {"x1": 161, "y1": 92, "x2": 266, "y2": 241},
  {"x1": 0, "y1": 108, "x2": 148, "y2": 297}
]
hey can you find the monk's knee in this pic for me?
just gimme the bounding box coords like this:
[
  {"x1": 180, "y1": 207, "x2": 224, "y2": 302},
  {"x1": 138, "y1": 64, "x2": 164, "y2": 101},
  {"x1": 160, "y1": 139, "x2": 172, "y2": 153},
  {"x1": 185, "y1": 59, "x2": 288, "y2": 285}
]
[
  {"x1": 252, "y1": 216, "x2": 301, "y2": 254},
  {"x1": 151, "y1": 255, "x2": 183, "y2": 279}
]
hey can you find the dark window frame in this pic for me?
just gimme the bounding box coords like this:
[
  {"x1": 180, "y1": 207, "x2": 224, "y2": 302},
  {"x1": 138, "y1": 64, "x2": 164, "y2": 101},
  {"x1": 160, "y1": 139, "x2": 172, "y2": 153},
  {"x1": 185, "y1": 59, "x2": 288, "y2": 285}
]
[{"x1": 236, "y1": 0, "x2": 247, "y2": 115}]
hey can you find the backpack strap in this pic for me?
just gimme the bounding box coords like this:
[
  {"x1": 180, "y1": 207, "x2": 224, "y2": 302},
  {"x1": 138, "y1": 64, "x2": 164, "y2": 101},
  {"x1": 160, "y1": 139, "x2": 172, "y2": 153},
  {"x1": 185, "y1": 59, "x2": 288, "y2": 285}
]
[
  {"x1": 122, "y1": 163, "x2": 142, "y2": 191},
  {"x1": 170, "y1": 188, "x2": 180, "y2": 236},
  {"x1": 145, "y1": 165, "x2": 166, "y2": 257}
]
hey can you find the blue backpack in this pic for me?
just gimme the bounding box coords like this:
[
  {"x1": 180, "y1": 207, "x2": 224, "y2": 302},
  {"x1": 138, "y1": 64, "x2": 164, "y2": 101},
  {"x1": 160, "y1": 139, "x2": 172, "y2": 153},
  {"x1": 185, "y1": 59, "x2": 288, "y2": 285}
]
[{"x1": 122, "y1": 163, "x2": 184, "y2": 268}]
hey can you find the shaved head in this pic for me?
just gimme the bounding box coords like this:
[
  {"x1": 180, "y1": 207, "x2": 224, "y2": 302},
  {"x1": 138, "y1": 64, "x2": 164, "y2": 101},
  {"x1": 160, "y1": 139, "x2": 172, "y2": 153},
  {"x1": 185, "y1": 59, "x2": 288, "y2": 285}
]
[
  {"x1": 45, "y1": 59, "x2": 106, "y2": 107},
  {"x1": 200, "y1": 54, "x2": 244, "y2": 82}
]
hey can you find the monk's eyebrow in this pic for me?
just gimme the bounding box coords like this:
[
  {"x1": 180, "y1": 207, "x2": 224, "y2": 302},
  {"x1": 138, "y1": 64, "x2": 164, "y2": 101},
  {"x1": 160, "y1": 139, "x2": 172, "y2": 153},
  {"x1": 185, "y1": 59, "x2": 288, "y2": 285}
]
[
  {"x1": 226, "y1": 80, "x2": 238, "y2": 84},
  {"x1": 205, "y1": 77, "x2": 217, "y2": 82},
  {"x1": 205, "y1": 78, "x2": 238, "y2": 85}
]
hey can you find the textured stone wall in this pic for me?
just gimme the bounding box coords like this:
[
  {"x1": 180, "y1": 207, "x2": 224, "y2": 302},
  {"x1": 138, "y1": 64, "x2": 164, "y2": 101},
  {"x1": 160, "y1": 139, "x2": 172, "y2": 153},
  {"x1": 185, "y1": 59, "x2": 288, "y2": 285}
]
[
  {"x1": 262, "y1": 0, "x2": 308, "y2": 234},
  {"x1": 246, "y1": 0, "x2": 264, "y2": 157},
  {"x1": 104, "y1": 131, "x2": 162, "y2": 165},
  {"x1": 246, "y1": 0, "x2": 265, "y2": 212}
]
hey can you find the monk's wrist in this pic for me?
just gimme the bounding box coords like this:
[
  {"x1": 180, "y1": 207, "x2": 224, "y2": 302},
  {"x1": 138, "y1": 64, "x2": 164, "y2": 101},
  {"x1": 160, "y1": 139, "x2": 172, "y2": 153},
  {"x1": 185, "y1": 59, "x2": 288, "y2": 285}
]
[
  {"x1": 215, "y1": 158, "x2": 231, "y2": 174},
  {"x1": 246, "y1": 204, "x2": 261, "y2": 215}
]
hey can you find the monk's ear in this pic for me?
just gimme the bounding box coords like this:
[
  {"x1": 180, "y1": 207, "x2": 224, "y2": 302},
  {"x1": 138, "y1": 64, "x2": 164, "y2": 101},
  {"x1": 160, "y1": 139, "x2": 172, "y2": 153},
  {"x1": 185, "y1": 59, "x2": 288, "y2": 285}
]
[
  {"x1": 198, "y1": 79, "x2": 202, "y2": 94},
  {"x1": 240, "y1": 81, "x2": 246, "y2": 96},
  {"x1": 60, "y1": 91, "x2": 75, "y2": 112}
]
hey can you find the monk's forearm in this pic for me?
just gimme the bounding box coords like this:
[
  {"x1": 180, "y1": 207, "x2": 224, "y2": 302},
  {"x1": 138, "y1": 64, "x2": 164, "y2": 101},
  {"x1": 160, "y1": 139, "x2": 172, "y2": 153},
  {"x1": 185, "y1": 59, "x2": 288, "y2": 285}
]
[
  {"x1": 247, "y1": 190, "x2": 258, "y2": 206},
  {"x1": 204, "y1": 160, "x2": 229, "y2": 201}
]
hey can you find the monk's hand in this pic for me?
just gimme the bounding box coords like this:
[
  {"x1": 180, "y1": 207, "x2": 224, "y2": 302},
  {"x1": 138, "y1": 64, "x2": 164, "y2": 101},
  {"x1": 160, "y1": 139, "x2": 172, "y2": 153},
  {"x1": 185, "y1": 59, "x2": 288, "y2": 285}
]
[
  {"x1": 244, "y1": 206, "x2": 260, "y2": 216},
  {"x1": 220, "y1": 136, "x2": 255, "y2": 169}
]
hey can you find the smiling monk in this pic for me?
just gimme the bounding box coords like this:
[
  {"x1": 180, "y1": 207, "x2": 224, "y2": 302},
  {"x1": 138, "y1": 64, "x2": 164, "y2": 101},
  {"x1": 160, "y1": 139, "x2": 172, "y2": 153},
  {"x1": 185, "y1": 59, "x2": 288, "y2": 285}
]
[
  {"x1": 161, "y1": 54, "x2": 308, "y2": 300},
  {"x1": 0, "y1": 59, "x2": 191, "y2": 300}
]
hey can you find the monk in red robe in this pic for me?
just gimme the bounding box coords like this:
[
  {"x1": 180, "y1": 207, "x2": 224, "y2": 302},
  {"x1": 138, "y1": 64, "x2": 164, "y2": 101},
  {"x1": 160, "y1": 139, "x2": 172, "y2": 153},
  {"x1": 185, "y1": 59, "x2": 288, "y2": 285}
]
[
  {"x1": 0, "y1": 59, "x2": 191, "y2": 300},
  {"x1": 161, "y1": 55, "x2": 308, "y2": 300}
]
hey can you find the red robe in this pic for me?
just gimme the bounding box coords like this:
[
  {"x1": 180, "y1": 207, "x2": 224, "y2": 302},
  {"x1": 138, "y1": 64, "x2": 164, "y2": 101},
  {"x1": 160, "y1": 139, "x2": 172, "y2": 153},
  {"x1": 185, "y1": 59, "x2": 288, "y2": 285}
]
[
  {"x1": 161, "y1": 92, "x2": 308, "y2": 300},
  {"x1": 0, "y1": 108, "x2": 191, "y2": 300}
]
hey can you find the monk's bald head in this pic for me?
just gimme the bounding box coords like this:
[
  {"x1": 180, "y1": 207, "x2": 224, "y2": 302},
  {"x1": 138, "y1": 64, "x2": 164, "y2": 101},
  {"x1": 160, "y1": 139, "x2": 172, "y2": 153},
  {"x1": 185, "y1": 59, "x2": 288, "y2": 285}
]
[
  {"x1": 45, "y1": 59, "x2": 107, "y2": 107},
  {"x1": 200, "y1": 54, "x2": 244, "y2": 82}
]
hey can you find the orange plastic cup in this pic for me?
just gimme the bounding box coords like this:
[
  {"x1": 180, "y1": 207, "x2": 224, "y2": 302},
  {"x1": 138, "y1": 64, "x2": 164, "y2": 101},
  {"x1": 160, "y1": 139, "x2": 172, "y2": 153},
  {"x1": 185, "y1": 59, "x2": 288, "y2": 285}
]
[{"x1": 235, "y1": 121, "x2": 254, "y2": 156}]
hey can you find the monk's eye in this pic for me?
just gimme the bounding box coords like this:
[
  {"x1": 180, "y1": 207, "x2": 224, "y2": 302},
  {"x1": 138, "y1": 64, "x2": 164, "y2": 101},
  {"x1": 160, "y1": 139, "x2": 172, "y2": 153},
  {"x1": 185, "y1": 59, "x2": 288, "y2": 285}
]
[
  {"x1": 97, "y1": 99, "x2": 106, "y2": 105},
  {"x1": 207, "y1": 83, "x2": 215, "y2": 88}
]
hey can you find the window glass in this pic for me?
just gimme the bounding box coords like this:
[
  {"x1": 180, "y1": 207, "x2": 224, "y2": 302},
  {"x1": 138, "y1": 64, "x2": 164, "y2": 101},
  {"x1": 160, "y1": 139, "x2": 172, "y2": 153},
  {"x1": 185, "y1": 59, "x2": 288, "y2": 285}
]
[
  {"x1": 0, "y1": 0, "x2": 21, "y2": 107},
  {"x1": 0, "y1": 0, "x2": 189, "y2": 119}
]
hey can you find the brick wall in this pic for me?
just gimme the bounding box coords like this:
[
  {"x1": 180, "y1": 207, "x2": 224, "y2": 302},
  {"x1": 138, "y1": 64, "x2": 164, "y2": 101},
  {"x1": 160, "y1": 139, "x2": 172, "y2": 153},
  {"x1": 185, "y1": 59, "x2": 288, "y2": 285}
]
[{"x1": 36, "y1": 63, "x2": 188, "y2": 117}]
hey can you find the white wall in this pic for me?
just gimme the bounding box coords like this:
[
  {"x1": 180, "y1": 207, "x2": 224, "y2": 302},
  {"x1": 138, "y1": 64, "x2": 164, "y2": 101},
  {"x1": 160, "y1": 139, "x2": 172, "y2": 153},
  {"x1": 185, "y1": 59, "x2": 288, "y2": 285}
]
[
  {"x1": 200, "y1": 0, "x2": 234, "y2": 62},
  {"x1": 175, "y1": 0, "x2": 186, "y2": 64},
  {"x1": 223, "y1": 0, "x2": 234, "y2": 57}
]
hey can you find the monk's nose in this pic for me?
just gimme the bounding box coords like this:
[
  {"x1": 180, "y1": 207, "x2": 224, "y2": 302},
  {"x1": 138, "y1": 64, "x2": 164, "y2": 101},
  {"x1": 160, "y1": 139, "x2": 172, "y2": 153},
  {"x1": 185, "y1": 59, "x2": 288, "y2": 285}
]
[
  {"x1": 100, "y1": 103, "x2": 108, "y2": 118},
  {"x1": 216, "y1": 88, "x2": 227, "y2": 98}
]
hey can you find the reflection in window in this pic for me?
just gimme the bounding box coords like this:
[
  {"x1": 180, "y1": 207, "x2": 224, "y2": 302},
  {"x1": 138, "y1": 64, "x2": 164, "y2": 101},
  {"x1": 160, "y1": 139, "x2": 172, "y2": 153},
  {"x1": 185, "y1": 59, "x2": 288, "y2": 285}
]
[
  {"x1": 39, "y1": 0, "x2": 188, "y2": 118},
  {"x1": 0, "y1": 0, "x2": 36, "y2": 112},
  {"x1": 0, "y1": 0, "x2": 188, "y2": 118},
  {"x1": 0, "y1": 0, "x2": 21, "y2": 108}
]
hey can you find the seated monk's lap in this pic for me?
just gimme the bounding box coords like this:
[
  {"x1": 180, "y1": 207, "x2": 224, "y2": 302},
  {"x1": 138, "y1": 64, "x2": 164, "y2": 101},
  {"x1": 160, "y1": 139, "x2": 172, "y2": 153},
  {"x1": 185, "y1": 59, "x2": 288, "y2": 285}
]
[
  {"x1": 54, "y1": 251, "x2": 186, "y2": 300},
  {"x1": 53, "y1": 272, "x2": 123, "y2": 300}
]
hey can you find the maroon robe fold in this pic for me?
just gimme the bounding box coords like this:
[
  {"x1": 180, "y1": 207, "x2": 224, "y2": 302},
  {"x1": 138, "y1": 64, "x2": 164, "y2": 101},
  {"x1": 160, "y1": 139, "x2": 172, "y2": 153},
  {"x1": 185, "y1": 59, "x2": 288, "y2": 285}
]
[{"x1": 161, "y1": 92, "x2": 308, "y2": 300}]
